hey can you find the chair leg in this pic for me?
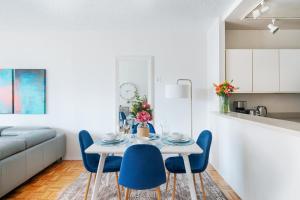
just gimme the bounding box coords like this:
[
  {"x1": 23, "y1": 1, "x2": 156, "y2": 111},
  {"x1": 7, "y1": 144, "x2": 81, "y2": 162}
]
[
  {"x1": 84, "y1": 172, "x2": 92, "y2": 200},
  {"x1": 199, "y1": 173, "x2": 206, "y2": 200},
  {"x1": 172, "y1": 174, "x2": 177, "y2": 200},
  {"x1": 115, "y1": 172, "x2": 121, "y2": 200},
  {"x1": 156, "y1": 187, "x2": 162, "y2": 200},
  {"x1": 125, "y1": 188, "x2": 131, "y2": 200},
  {"x1": 166, "y1": 171, "x2": 170, "y2": 192},
  {"x1": 193, "y1": 174, "x2": 197, "y2": 192}
]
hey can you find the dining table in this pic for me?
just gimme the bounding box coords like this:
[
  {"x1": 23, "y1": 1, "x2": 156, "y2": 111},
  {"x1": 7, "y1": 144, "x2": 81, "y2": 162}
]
[{"x1": 85, "y1": 134, "x2": 203, "y2": 200}]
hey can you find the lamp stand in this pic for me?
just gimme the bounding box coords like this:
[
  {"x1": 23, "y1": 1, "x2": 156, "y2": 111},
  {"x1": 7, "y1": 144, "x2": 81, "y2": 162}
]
[{"x1": 177, "y1": 79, "x2": 193, "y2": 138}]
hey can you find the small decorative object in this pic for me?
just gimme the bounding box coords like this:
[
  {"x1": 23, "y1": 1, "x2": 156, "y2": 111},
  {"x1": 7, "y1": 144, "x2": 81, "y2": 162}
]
[
  {"x1": 0, "y1": 69, "x2": 13, "y2": 114},
  {"x1": 213, "y1": 80, "x2": 237, "y2": 113},
  {"x1": 14, "y1": 69, "x2": 46, "y2": 114},
  {"x1": 130, "y1": 94, "x2": 153, "y2": 137}
]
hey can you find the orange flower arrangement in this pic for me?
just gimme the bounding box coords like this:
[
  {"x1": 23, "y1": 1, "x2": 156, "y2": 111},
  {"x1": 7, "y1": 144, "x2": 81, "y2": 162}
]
[{"x1": 213, "y1": 80, "x2": 238, "y2": 97}]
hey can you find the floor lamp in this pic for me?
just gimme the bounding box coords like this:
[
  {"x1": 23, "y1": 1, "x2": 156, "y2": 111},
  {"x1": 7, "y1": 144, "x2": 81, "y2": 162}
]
[{"x1": 165, "y1": 79, "x2": 193, "y2": 138}]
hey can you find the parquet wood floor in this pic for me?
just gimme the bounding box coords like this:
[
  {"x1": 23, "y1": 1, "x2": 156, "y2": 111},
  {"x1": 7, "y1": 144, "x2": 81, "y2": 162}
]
[{"x1": 3, "y1": 161, "x2": 240, "y2": 200}]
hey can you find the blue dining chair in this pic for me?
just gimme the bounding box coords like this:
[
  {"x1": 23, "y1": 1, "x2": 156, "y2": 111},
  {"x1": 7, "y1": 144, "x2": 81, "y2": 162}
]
[
  {"x1": 78, "y1": 130, "x2": 122, "y2": 200},
  {"x1": 164, "y1": 130, "x2": 212, "y2": 200},
  {"x1": 119, "y1": 144, "x2": 166, "y2": 200},
  {"x1": 131, "y1": 122, "x2": 156, "y2": 134},
  {"x1": 119, "y1": 112, "x2": 127, "y2": 122}
]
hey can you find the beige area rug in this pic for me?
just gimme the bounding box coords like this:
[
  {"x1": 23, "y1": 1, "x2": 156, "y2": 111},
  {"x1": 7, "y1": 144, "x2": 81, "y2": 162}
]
[{"x1": 57, "y1": 171, "x2": 227, "y2": 200}]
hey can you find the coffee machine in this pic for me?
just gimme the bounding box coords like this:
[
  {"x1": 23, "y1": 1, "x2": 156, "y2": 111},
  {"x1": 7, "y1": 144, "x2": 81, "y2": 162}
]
[{"x1": 233, "y1": 101, "x2": 250, "y2": 114}]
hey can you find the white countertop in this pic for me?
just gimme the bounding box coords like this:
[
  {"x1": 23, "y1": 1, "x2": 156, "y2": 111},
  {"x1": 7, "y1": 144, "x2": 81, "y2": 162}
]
[{"x1": 214, "y1": 112, "x2": 300, "y2": 134}]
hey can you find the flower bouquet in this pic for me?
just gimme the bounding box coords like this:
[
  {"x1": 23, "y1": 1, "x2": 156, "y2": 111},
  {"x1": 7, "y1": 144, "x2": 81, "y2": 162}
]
[
  {"x1": 130, "y1": 94, "x2": 153, "y2": 137},
  {"x1": 213, "y1": 80, "x2": 238, "y2": 113}
]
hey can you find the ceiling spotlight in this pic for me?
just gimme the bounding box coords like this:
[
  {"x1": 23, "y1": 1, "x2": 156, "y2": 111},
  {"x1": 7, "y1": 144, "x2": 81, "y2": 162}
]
[
  {"x1": 252, "y1": 9, "x2": 261, "y2": 19},
  {"x1": 260, "y1": 1, "x2": 270, "y2": 13},
  {"x1": 268, "y1": 19, "x2": 279, "y2": 34}
]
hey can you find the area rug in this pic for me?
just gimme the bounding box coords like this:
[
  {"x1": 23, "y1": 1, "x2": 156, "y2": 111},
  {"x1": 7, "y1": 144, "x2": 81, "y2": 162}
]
[{"x1": 57, "y1": 171, "x2": 227, "y2": 200}]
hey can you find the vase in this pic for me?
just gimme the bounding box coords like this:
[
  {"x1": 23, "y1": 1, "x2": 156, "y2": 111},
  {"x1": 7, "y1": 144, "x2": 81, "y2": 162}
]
[
  {"x1": 219, "y1": 96, "x2": 230, "y2": 113},
  {"x1": 137, "y1": 122, "x2": 150, "y2": 137}
]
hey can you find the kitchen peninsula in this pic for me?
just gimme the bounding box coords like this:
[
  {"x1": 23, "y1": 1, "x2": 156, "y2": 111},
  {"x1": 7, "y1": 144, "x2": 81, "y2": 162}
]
[{"x1": 209, "y1": 111, "x2": 300, "y2": 200}]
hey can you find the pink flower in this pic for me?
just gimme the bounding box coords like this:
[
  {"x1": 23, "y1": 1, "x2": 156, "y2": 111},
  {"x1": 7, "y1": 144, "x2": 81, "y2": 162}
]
[{"x1": 136, "y1": 111, "x2": 152, "y2": 123}]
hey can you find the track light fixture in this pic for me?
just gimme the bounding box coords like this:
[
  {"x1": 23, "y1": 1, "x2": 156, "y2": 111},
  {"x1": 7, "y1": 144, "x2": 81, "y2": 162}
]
[
  {"x1": 251, "y1": 0, "x2": 270, "y2": 19},
  {"x1": 252, "y1": 9, "x2": 261, "y2": 19},
  {"x1": 268, "y1": 19, "x2": 279, "y2": 34},
  {"x1": 260, "y1": 1, "x2": 270, "y2": 13}
]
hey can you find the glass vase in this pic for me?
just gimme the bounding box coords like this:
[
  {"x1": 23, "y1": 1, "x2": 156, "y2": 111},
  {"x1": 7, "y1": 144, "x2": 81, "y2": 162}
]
[{"x1": 219, "y1": 96, "x2": 230, "y2": 113}]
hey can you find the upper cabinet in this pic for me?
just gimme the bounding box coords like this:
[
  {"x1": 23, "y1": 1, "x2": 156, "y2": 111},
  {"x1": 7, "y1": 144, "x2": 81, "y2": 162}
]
[
  {"x1": 280, "y1": 49, "x2": 300, "y2": 92},
  {"x1": 226, "y1": 49, "x2": 253, "y2": 93},
  {"x1": 253, "y1": 49, "x2": 279, "y2": 92},
  {"x1": 226, "y1": 49, "x2": 300, "y2": 93}
]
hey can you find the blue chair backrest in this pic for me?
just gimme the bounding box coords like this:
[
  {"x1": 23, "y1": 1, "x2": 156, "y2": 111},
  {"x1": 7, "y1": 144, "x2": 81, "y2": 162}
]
[
  {"x1": 119, "y1": 112, "x2": 126, "y2": 122},
  {"x1": 119, "y1": 144, "x2": 166, "y2": 190},
  {"x1": 190, "y1": 130, "x2": 212, "y2": 172},
  {"x1": 78, "y1": 130, "x2": 100, "y2": 172},
  {"x1": 131, "y1": 123, "x2": 156, "y2": 134}
]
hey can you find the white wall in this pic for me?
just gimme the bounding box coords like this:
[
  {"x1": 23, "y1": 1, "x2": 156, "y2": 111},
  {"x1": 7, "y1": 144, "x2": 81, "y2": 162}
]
[
  {"x1": 226, "y1": 30, "x2": 300, "y2": 49},
  {"x1": 206, "y1": 18, "x2": 226, "y2": 114},
  {"x1": 0, "y1": 27, "x2": 208, "y2": 159}
]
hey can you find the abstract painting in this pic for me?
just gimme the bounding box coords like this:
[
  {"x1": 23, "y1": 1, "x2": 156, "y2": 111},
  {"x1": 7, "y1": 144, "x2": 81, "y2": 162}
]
[
  {"x1": 0, "y1": 69, "x2": 13, "y2": 114},
  {"x1": 14, "y1": 69, "x2": 46, "y2": 114}
]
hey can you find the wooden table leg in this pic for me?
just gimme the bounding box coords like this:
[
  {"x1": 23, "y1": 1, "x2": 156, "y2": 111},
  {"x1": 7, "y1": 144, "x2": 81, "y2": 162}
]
[
  {"x1": 182, "y1": 155, "x2": 197, "y2": 200},
  {"x1": 91, "y1": 153, "x2": 107, "y2": 200}
]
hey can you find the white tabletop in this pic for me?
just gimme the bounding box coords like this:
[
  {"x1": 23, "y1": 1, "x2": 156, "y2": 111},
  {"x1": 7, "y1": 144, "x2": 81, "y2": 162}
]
[{"x1": 85, "y1": 136, "x2": 202, "y2": 155}]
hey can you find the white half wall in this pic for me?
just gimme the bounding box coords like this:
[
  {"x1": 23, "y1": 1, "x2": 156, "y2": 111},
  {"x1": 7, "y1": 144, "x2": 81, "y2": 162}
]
[
  {"x1": 209, "y1": 113, "x2": 300, "y2": 200},
  {"x1": 0, "y1": 27, "x2": 208, "y2": 160}
]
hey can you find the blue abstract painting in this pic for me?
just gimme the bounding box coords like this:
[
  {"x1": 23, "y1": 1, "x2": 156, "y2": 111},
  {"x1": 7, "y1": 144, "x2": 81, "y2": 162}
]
[
  {"x1": 0, "y1": 69, "x2": 13, "y2": 114},
  {"x1": 14, "y1": 69, "x2": 46, "y2": 114}
]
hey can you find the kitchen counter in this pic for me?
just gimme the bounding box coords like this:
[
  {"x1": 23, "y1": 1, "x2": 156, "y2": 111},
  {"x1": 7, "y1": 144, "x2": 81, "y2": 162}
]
[{"x1": 214, "y1": 111, "x2": 300, "y2": 135}]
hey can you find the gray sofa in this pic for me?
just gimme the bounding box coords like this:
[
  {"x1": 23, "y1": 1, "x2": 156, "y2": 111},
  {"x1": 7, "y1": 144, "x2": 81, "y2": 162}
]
[{"x1": 0, "y1": 126, "x2": 66, "y2": 198}]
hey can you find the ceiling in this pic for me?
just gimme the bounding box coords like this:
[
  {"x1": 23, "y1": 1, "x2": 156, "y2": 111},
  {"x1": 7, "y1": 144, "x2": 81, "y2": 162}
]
[
  {"x1": 0, "y1": 0, "x2": 235, "y2": 31},
  {"x1": 226, "y1": 0, "x2": 300, "y2": 30}
]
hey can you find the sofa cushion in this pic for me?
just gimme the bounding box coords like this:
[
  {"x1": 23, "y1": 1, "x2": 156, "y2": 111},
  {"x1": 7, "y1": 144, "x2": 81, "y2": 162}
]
[
  {"x1": 0, "y1": 126, "x2": 11, "y2": 136},
  {"x1": 1, "y1": 127, "x2": 50, "y2": 136},
  {"x1": 0, "y1": 137, "x2": 26, "y2": 160},
  {"x1": 1, "y1": 128, "x2": 56, "y2": 149}
]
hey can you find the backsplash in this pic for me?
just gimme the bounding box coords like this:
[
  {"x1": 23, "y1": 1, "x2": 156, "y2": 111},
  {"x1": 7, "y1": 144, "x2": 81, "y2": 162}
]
[{"x1": 230, "y1": 93, "x2": 300, "y2": 113}]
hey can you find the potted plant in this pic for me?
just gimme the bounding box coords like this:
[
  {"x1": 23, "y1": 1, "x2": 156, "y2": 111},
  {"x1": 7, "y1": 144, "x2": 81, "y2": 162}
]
[
  {"x1": 213, "y1": 80, "x2": 238, "y2": 113},
  {"x1": 130, "y1": 94, "x2": 153, "y2": 137}
]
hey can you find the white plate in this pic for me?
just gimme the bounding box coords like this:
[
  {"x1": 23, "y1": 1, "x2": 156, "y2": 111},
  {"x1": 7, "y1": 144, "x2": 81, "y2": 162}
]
[
  {"x1": 102, "y1": 134, "x2": 123, "y2": 143},
  {"x1": 167, "y1": 136, "x2": 191, "y2": 143}
]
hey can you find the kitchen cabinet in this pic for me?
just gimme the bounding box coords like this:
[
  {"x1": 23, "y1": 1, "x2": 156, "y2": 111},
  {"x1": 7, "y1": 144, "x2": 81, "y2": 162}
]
[
  {"x1": 253, "y1": 49, "x2": 279, "y2": 92},
  {"x1": 226, "y1": 49, "x2": 252, "y2": 93},
  {"x1": 280, "y1": 49, "x2": 300, "y2": 92}
]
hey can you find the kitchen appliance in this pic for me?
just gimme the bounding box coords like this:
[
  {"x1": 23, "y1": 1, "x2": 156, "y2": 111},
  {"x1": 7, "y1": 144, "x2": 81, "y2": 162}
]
[
  {"x1": 256, "y1": 106, "x2": 268, "y2": 117},
  {"x1": 233, "y1": 101, "x2": 249, "y2": 114}
]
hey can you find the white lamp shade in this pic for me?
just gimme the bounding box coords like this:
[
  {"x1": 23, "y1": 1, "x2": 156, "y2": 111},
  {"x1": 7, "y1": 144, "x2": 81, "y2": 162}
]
[{"x1": 165, "y1": 84, "x2": 190, "y2": 99}]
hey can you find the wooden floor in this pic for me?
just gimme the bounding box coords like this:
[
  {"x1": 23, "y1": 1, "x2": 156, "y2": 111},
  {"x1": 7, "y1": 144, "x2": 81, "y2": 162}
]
[{"x1": 3, "y1": 161, "x2": 240, "y2": 200}]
